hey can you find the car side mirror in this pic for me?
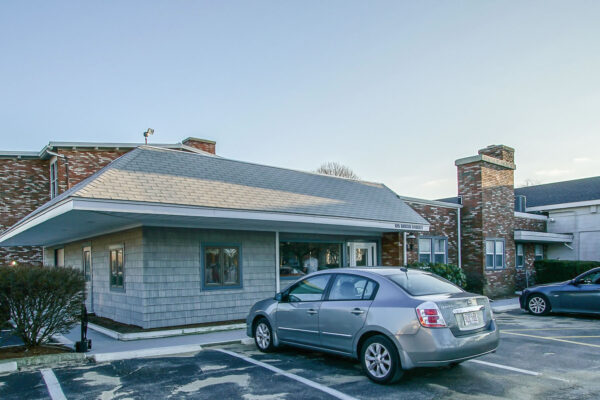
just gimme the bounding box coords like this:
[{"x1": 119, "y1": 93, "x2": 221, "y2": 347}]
[
  {"x1": 274, "y1": 293, "x2": 283, "y2": 302},
  {"x1": 570, "y1": 279, "x2": 579, "y2": 286}
]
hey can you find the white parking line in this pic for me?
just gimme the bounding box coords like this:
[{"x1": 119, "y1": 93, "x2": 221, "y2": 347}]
[
  {"x1": 216, "y1": 349, "x2": 358, "y2": 400},
  {"x1": 467, "y1": 359, "x2": 540, "y2": 376},
  {"x1": 41, "y1": 369, "x2": 67, "y2": 400}
]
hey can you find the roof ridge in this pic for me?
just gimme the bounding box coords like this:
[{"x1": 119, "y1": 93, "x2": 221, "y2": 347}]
[{"x1": 137, "y1": 145, "x2": 384, "y2": 187}]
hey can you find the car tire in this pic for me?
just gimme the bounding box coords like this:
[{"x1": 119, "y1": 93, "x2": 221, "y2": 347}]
[
  {"x1": 360, "y1": 335, "x2": 403, "y2": 384},
  {"x1": 253, "y1": 318, "x2": 276, "y2": 353},
  {"x1": 527, "y1": 294, "x2": 551, "y2": 316}
]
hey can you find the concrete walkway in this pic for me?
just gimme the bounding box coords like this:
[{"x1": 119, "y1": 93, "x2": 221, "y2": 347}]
[
  {"x1": 491, "y1": 297, "x2": 521, "y2": 312},
  {"x1": 62, "y1": 324, "x2": 247, "y2": 355}
]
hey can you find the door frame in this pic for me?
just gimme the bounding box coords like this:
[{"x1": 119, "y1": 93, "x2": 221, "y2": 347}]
[
  {"x1": 82, "y1": 246, "x2": 93, "y2": 313},
  {"x1": 347, "y1": 242, "x2": 377, "y2": 267}
]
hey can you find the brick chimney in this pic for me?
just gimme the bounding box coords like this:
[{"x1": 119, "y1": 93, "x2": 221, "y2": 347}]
[
  {"x1": 182, "y1": 137, "x2": 216, "y2": 155},
  {"x1": 456, "y1": 145, "x2": 516, "y2": 297}
]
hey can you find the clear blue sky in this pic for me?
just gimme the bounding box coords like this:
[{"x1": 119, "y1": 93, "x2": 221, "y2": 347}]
[{"x1": 1, "y1": 1, "x2": 599, "y2": 199}]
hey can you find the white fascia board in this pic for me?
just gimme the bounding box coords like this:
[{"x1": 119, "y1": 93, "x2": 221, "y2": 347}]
[
  {"x1": 0, "y1": 200, "x2": 74, "y2": 243},
  {"x1": 72, "y1": 198, "x2": 430, "y2": 232},
  {"x1": 526, "y1": 199, "x2": 600, "y2": 212},
  {"x1": 514, "y1": 212, "x2": 548, "y2": 221},
  {"x1": 514, "y1": 230, "x2": 573, "y2": 243},
  {"x1": 400, "y1": 196, "x2": 462, "y2": 209}
]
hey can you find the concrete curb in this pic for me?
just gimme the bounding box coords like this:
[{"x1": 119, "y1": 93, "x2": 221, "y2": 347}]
[
  {"x1": 492, "y1": 304, "x2": 521, "y2": 312},
  {"x1": 90, "y1": 344, "x2": 204, "y2": 363},
  {"x1": 87, "y1": 322, "x2": 246, "y2": 341},
  {"x1": 0, "y1": 361, "x2": 18, "y2": 374},
  {"x1": 0, "y1": 352, "x2": 86, "y2": 371}
]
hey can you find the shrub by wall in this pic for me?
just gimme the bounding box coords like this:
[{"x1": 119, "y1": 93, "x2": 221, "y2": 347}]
[
  {"x1": 408, "y1": 262, "x2": 467, "y2": 289},
  {"x1": 0, "y1": 265, "x2": 85, "y2": 348},
  {"x1": 534, "y1": 260, "x2": 600, "y2": 284}
]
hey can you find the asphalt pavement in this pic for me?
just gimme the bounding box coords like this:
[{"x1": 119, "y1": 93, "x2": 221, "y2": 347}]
[{"x1": 1, "y1": 309, "x2": 599, "y2": 400}]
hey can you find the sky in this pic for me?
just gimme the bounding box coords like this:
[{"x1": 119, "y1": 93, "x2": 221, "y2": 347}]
[{"x1": 1, "y1": 1, "x2": 599, "y2": 199}]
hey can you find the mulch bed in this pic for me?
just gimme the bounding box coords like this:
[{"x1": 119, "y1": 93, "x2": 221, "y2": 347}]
[
  {"x1": 88, "y1": 315, "x2": 245, "y2": 334},
  {"x1": 0, "y1": 344, "x2": 73, "y2": 361}
]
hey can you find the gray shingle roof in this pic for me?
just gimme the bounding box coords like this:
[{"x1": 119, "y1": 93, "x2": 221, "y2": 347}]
[
  {"x1": 515, "y1": 176, "x2": 600, "y2": 207},
  {"x1": 33, "y1": 146, "x2": 429, "y2": 225}
]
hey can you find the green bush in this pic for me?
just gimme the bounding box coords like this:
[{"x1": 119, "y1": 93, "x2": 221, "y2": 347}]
[
  {"x1": 534, "y1": 259, "x2": 600, "y2": 284},
  {"x1": 0, "y1": 265, "x2": 85, "y2": 348},
  {"x1": 408, "y1": 262, "x2": 467, "y2": 289}
]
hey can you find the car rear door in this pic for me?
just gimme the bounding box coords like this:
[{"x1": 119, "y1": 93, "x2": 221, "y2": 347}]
[
  {"x1": 318, "y1": 274, "x2": 377, "y2": 353},
  {"x1": 276, "y1": 274, "x2": 332, "y2": 346},
  {"x1": 559, "y1": 271, "x2": 600, "y2": 313}
]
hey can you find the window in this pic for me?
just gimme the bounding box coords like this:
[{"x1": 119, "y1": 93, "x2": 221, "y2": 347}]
[
  {"x1": 83, "y1": 247, "x2": 92, "y2": 281},
  {"x1": 279, "y1": 241, "x2": 341, "y2": 278},
  {"x1": 578, "y1": 271, "x2": 600, "y2": 285},
  {"x1": 54, "y1": 248, "x2": 64, "y2": 267},
  {"x1": 516, "y1": 244, "x2": 524, "y2": 269},
  {"x1": 387, "y1": 271, "x2": 463, "y2": 296},
  {"x1": 328, "y1": 274, "x2": 377, "y2": 301},
  {"x1": 203, "y1": 245, "x2": 241, "y2": 289},
  {"x1": 485, "y1": 239, "x2": 505, "y2": 269},
  {"x1": 50, "y1": 160, "x2": 58, "y2": 199},
  {"x1": 535, "y1": 245, "x2": 544, "y2": 261},
  {"x1": 418, "y1": 237, "x2": 447, "y2": 264},
  {"x1": 287, "y1": 274, "x2": 331, "y2": 302},
  {"x1": 110, "y1": 247, "x2": 124, "y2": 289}
]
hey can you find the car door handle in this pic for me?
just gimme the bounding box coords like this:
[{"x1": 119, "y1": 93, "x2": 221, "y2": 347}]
[
  {"x1": 307, "y1": 309, "x2": 318, "y2": 315},
  {"x1": 351, "y1": 308, "x2": 365, "y2": 315}
]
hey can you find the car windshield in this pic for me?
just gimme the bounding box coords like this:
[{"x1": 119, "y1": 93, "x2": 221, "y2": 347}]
[{"x1": 387, "y1": 272, "x2": 463, "y2": 296}]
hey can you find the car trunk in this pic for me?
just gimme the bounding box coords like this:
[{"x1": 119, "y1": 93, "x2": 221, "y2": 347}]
[{"x1": 415, "y1": 292, "x2": 493, "y2": 336}]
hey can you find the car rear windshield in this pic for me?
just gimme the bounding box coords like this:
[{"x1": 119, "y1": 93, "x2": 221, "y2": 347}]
[{"x1": 387, "y1": 273, "x2": 463, "y2": 296}]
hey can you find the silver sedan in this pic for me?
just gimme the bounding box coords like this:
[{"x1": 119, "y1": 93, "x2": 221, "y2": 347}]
[{"x1": 246, "y1": 267, "x2": 500, "y2": 384}]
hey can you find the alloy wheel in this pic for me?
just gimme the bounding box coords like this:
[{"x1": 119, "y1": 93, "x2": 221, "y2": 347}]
[
  {"x1": 528, "y1": 296, "x2": 546, "y2": 314},
  {"x1": 255, "y1": 322, "x2": 271, "y2": 350},
  {"x1": 364, "y1": 342, "x2": 392, "y2": 378}
]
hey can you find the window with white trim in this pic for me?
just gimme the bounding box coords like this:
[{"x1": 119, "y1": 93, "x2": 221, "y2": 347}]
[
  {"x1": 50, "y1": 160, "x2": 58, "y2": 199},
  {"x1": 418, "y1": 237, "x2": 448, "y2": 264},
  {"x1": 534, "y1": 244, "x2": 544, "y2": 261},
  {"x1": 516, "y1": 244, "x2": 524, "y2": 269},
  {"x1": 485, "y1": 239, "x2": 505, "y2": 269},
  {"x1": 109, "y1": 246, "x2": 124, "y2": 290},
  {"x1": 54, "y1": 248, "x2": 64, "y2": 267}
]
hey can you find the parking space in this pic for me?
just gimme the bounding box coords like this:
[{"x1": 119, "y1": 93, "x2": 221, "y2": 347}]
[{"x1": 1, "y1": 310, "x2": 599, "y2": 399}]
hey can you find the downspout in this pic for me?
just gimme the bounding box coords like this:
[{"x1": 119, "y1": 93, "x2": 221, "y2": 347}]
[
  {"x1": 402, "y1": 232, "x2": 407, "y2": 266},
  {"x1": 275, "y1": 231, "x2": 280, "y2": 293},
  {"x1": 457, "y1": 208, "x2": 462, "y2": 268}
]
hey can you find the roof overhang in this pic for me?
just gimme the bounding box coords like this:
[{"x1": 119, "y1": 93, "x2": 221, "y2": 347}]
[
  {"x1": 0, "y1": 198, "x2": 430, "y2": 247},
  {"x1": 526, "y1": 199, "x2": 600, "y2": 212},
  {"x1": 514, "y1": 230, "x2": 573, "y2": 244}
]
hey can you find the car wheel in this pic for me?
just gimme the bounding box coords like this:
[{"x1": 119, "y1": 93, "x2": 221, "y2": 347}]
[
  {"x1": 360, "y1": 335, "x2": 403, "y2": 384},
  {"x1": 527, "y1": 294, "x2": 550, "y2": 315},
  {"x1": 253, "y1": 318, "x2": 276, "y2": 353}
]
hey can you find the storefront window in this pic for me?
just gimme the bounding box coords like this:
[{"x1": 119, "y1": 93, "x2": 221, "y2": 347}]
[{"x1": 279, "y1": 241, "x2": 342, "y2": 278}]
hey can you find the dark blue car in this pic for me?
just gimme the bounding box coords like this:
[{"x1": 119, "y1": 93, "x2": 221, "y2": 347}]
[{"x1": 520, "y1": 267, "x2": 600, "y2": 316}]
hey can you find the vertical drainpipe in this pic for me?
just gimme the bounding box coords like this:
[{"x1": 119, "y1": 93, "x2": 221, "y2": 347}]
[
  {"x1": 457, "y1": 208, "x2": 462, "y2": 268},
  {"x1": 275, "y1": 231, "x2": 280, "y2": 293},
  {"x1": 402, "y1": 232, "x2": 407, "y2": 266}
]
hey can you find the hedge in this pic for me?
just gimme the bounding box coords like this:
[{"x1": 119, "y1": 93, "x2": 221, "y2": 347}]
[
  {"x1": 408, "y1": 262, "x2": 467, "y2": 289},
  {"x1": 0, "y1": 265, "x2": 85, "y2": 348},
  {"x1": 534, "y1": 259, "x2": 600, "y2": 284}
]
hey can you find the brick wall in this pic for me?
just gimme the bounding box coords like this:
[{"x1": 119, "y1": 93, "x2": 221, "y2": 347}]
[
  {"x1": 514, "y1": 217, "x2": 546, "y2": 232},
  {"x1": 0, "y1": 158, "x2": 50, "y2": 265},
  {"x1": 381, "y1": 204, "x2": 459, "y2": 267},
  {"x1": 457, "y1": 161, "x2": 485, "y2": 292},
  {"x1": 55, "y1": 149, "x2": 129, "y2": 193}
]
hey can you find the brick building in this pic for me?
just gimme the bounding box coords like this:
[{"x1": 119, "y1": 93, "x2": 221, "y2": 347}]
[
  {"x1": 0, "y1": 140, "x2": 587, "y2": 327},
  {"x1": 0, "y1": 138, "x2": 216, "y2": 266}
]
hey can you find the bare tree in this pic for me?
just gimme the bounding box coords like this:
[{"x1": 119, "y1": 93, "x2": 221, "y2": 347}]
[
  {"x1": 519, "y1": 178, "x2": 541, "y2": 188},
  {"x1": 315, "y1": 162, "x2": 359, "y2": 180}
]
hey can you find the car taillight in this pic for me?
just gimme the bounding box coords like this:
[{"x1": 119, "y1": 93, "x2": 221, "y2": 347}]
[{"x1": 416, "y1": 301, "x2": 447, "y2": 328}]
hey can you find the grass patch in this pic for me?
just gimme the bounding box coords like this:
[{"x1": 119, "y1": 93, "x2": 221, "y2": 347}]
[{"x1": 0, "y1": 344, "x2": 72, "y2": 361}]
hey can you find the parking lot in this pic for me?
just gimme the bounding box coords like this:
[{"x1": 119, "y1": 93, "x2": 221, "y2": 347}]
[{"x1": 1, "y1": 309, "x2": 599, "y2": 400}]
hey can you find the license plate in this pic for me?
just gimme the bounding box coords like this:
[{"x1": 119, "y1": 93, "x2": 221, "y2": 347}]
[{"x1": 462, "y1": 311, "x2": 480, "y2": 326}]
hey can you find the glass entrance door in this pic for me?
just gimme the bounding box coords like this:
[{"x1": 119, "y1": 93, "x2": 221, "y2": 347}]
[{"x1": 348, "y1": 242, "x2": 377, "y2": 267}]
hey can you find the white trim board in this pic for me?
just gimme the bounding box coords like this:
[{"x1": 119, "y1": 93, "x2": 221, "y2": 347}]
[
  {"x1": 526, "y1": 199, "x2": 600, "y2": 212},
  {"x1": 514, "y1": 212, "x2": 548, "y2": 221}
]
